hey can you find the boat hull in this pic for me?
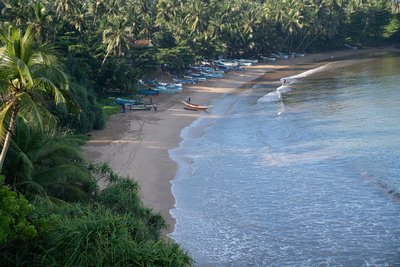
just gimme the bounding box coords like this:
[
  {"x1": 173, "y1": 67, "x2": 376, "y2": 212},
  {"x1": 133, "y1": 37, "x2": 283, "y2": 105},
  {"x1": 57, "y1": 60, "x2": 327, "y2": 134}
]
[{"x1": 181, "y1": 101, "x2": 211, "y2": 111}]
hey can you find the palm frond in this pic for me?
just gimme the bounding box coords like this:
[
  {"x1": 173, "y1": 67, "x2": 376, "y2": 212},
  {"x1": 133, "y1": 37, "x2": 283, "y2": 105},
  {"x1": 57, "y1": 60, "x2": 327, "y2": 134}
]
[
  {"x1": 17, "y1": 92, "x2": 57, "y2": 132},
  {"x1": 35, "y1": 147, "x2": 83, "y2": 169},
  {"x1": 30, "y1": 50, "x2": 60, "y2": 67},
  {"x1": 7, "y1": 139, "x2": 34, "y2": 181},
  {"x1": 32, "y1": 75, "x2": 66, "y2": 103},
  {"x1": 12, "y1": 117, "x2": 41, "y2": 152},
  {"x1": 3, "y1": 117, "x2": 95, "y2": 201},
  {"x1": 20, "y1": 26, "x2": 35, "y2": 64},
  {"x1": 34, "y1": 164, "x2": 90, "y2": 185},
  {"x1": 0, "y1": 49, "x2": 19, "y2": 84},
  {"x1": 16, "y1": 58, "x2": 34, "y2": 88},
  {"x1": 16, "y1": 180, "x2": 47, "y2": 197},
  {"x1": 30, "y1": 56, "x2": 68, "y2": 84}
]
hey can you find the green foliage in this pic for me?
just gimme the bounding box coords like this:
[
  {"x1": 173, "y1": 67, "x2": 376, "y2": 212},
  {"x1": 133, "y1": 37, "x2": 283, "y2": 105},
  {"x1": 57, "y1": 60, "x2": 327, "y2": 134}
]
[
  {"x1": 0, "y1": 25, "x2": 75, "y2": 169},
  {"x1": 102, "y1": 104, "x2": 120, "y2": 120},
  {"x1": 128, "y1": 47, "x2": 158, "y2": 76},
  {"x1": 0, "y1": 175, "x2": 36, "y2": 244},
  {"x1": 87, "y1": 161, "x2": 119, "y2": 187},
  {"x1": 0, "y1": 179, "x2": 192, "y2": 267},
  {"x1": 33, "y1": 205, "x2": 191, "y2": 266},
  {"x1": 384, "y1": 15, "x2": 400, "y2": 42},
  {"x1": 157, "y1": 46, "x2": 195, "y2": 72},
  {"x1": 152, "y1": 30, "x2": 177, "y2": 48},
  {"x1": 98, "y1": 178, "x2": 166, "y2": 240},
  {"x1": 54, "y1": 82, "x2": 105, "y2": 132},
  {"x1": 36, "y1": 206, "x2": 147, "y2": 266},
  {"x1": 3, "y1": 119, "x2": 96, "y2": 202},
  {"x1": 64, "y1": 44, "x2": 99, "y2": 84},
  {"x1": 97, "y1": 56, "x2": 139, "y2": 95},
  {"x1": 344, "y1": 1, "x2": 392, "y2": 45}
]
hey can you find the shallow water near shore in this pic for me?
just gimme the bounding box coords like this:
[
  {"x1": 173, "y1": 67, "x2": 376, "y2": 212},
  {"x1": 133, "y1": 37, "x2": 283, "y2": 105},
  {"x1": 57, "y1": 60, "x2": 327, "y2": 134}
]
[{"x1": 169, "y1": 52, "x2": 400, "y2": 266}]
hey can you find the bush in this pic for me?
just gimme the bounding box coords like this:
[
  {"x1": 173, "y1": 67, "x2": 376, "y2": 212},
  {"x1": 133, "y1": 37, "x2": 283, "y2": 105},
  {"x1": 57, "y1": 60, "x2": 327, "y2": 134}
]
[
  {"x1": 0, "y1": 179, "x2": 192, "y2": 266},
  {"x1": 98, "y1": 178, "x2": 166, "y2": 240},
  {"x1": 0, "y1": 175, "x2": 36, "y2": 244}
]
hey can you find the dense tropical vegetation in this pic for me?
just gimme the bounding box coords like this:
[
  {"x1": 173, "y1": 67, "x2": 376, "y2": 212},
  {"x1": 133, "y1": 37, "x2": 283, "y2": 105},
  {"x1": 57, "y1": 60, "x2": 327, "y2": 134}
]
[{"x1": 0, "y1": 0, "x2": 399, "y2": 266}]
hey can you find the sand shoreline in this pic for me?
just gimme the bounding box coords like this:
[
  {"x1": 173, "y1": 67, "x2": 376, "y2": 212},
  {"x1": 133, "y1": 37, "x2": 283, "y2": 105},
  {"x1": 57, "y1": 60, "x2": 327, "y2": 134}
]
[{"x1": 82, "y1": 47, "x2": 398, "y2": 236}]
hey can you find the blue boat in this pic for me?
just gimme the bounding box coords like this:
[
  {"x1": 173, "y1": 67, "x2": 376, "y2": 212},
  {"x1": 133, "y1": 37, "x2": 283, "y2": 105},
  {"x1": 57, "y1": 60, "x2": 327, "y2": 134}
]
[
  {"x1": 115, "y1": 97, "x2": 143, "y2": 105},
  {"x1": 138, "y1": 89, "x2": 159, "y2": 95}
]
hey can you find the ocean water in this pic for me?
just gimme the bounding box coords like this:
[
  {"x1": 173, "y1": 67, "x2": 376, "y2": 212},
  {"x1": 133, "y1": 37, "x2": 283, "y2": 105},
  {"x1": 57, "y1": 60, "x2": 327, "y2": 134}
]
[{"x1": 169, "y1": 53, "x2": 400, "y2": 267}]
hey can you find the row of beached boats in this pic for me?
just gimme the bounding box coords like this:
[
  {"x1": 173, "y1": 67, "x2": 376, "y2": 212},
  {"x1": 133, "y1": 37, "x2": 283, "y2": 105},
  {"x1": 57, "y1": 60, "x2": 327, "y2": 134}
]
[
  {"x1": 260, "y1": 52, "x2": 305, "y2": 62},
  {"x1": 136, "y1": 53, "x2": 305, "y2": 94},
  {"x1": 138, "y1": 79, "x2": 183, "y2": 94},
  {"x1": 118, "y1": 53, "x2": 307, "y2": 112},
  {"x1": 172, "y1": 58, "x2": 261, "y2": 85}
]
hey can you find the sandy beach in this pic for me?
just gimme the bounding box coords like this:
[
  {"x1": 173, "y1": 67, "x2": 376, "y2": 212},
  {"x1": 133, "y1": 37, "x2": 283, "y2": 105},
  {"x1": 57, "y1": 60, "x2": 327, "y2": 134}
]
[{"x1": 83, "y1": 47, "x2": 397, "y2": 235}]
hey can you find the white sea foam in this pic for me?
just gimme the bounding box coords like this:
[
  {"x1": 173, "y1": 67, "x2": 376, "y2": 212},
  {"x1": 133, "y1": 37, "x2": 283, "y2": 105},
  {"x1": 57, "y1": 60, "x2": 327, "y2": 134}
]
[
  {"x1": 257, "y1": 90, "x2": 281, "y2": 103},
  {"x1": 286, "y1": 63, "x2": 330, "y2": 80},
  {"x1": 257, "y1": 84, "x2": 293, "y2": 105},
  {"x1": 257, "y1": 63, "x2": 332, "y2": 104}
]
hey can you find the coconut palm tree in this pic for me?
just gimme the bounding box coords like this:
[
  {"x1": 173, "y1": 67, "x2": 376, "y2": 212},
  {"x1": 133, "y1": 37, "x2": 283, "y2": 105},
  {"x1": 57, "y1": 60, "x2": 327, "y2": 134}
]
[
  {"x1": 0, "y1": 26, "x2": 74, "y2": 169},
  {"x1": 29, "y1": 2, "x2": 53, "y2": 43},
  {"x1": 101, "y1": 17, "x2": 134, "y2": 65},
  {"x1": 156, "y1": 0, "x2": 183, "y2": 35},
  {"x1": 54, "y1": 0, "x2": 79, "y2": 20},
  {"x1": 3, "y1": 119, "x2": 96, "y2": 202},
  {"x1": 0, "y1": 0, "x2": 30, "y2": 26},
  {"x1": 183, "y1": 0, "x2": 209, "y2": 35}
]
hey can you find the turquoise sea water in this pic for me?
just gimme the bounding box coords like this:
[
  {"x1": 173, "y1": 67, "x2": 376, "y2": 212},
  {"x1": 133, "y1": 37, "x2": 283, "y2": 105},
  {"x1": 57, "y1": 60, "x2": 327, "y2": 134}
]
[{"x1": 170, "y1": 53, "x2": 400, "y2": 266}]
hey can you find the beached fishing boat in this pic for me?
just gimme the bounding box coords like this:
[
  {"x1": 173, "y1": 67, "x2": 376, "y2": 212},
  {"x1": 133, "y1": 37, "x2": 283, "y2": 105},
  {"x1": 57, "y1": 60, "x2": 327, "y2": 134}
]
[
  {"x1": 127, "y1": 104, "x2": 154, "y2": 111},
  {"x1": 115, "y1": 97, "x2": 144, "y2": 105},
  {"x1": 290, "y1": 52, "x2": 305, "y2": 57},
  {"x1": 200, "y1": 71, "x2": 223, "y2": 78},
  {"x1": 237, "y1": 59, "x2": 258, "y2": 66},
  {"x1": 138, "y1": 89, "x2": 159, "y2": 95},
  {"x1": 196, "y1": 77, "x2": 207, "y2": 82},
  {"x1": 344, "y1": 44, "x2": 358, "y2": 50},
  {"x1": 272, "y1": 53, "x2": 289, "y2": 59},
  {"x1": 213, "y1": 59, "x2": 239, "y2": 67},
  {"x1": 181, "y1": 101, "x2": 212, "y2": 111},
  {"x1": 155, "y1": 86, "x2": 182, "y2": 93},
  {"x1": 260, "y1": 56, "x2": 276, "y2": 62},
  {"x1": 173, "y1": 78, "x2": 197, "y2": 84}
]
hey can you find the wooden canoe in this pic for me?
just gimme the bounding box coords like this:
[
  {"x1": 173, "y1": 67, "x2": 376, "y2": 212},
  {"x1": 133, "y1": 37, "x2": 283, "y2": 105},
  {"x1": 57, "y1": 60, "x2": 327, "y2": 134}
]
[{"x1": 181, "y1": 101, "x2": 212, "y2": 111}]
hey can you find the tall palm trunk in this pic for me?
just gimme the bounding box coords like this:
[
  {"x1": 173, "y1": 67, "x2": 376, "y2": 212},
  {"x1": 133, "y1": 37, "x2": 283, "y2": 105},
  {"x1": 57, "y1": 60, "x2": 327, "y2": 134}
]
[{"x1": 0, "y1": 104, "x2": 18, "y2": 170}]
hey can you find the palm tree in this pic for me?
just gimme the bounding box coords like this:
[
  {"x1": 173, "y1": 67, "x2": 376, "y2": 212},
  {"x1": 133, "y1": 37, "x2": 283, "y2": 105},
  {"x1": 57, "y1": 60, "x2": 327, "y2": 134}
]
[
  {"x1": 183, "y1": 0, "x2": 209, "y2": 35},
  {"x1": 156, "y1": 0, "x2": 182, "y2": 33},
  {"x1": 0, "y1": 26, "x2": 73, "y2": 169},
  {"x1": 54, "y1": 0, "x2": 79, "y2": 20},
  {"x1": 29, "y1": 2, "x2": 53, "y2": 43},
  {"x1": 4, "y1": 119, "x2": 96, "y2": 202},
  {"x1": 101, "y1": 16, "x2": 133, "y2": 65},
  {"x1": 0, "y1": 0, "x2": 30, "y2": 26},
  {"x1": 208, "y1": 1, "x2": 232, "y2": 39}
]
